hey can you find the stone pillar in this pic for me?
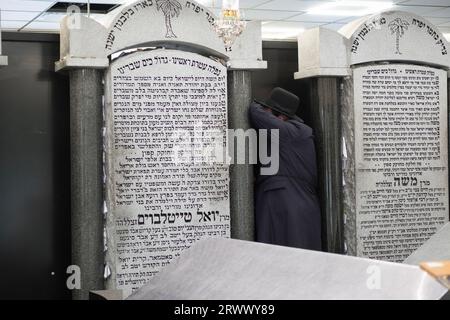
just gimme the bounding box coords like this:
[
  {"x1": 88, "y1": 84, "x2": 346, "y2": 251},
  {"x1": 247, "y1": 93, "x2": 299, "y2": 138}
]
[
  {"x1": 69, "y1": 69, "x2": 104, "y2": 300},
  {"x1": 308, "y1": 77, "x2": 344, "y2": 253},
  {"x1": 227, "y1": 70, "x2": 254, "y2": 241},
  {"x1": 294, "y1": 27, "x2": 350, "y2": 253},
  {"x1": 340, "y1": 76, "x2": 356, "y2": 256}
]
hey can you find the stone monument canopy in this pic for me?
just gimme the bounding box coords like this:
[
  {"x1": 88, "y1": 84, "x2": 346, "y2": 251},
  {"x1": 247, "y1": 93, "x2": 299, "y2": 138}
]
[
  {"x1": 56, "y1": 0, "x2": 267, "y2": 71},
  {"x1": 294, "y1": 8, "x2": 450, "y2": 263}
]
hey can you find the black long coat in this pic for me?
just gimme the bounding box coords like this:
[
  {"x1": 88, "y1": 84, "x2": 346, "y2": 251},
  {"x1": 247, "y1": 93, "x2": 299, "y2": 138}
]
[{"x1": 249, "y1": 102, "x2": 322, "y2": 250}]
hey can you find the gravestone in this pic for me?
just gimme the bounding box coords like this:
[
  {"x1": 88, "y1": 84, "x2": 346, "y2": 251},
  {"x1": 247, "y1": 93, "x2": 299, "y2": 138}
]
[
  {"x1": 56, "y1": 0, "x2": 266, "y2": 299},
  {"x1": 104, "y1": 49, "x2": 230, "y2": 295},
  {"x1": 296, "y1": 10, "x2": 450, "y2": 261},
  {"x1": 352, "y1": 64, "x2": 447, "y2": 260}
]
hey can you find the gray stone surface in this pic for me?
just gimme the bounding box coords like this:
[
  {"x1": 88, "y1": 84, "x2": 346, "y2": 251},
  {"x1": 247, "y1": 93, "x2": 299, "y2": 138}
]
[
  {"x1": 308, "y1": 77, "x2": 344, "y2": 253},
  {"x1": 295, "y1": 11, "x2": 450, "y2": 78},
  {"x1": 341, "y1": 76, "x2": 357, "y2": 256},
  {"x1": 295, "y1": 28, "x2": 350, "y2": 79},
  {"x1": 70, "y1": 69, "x2": 105, "y2": 300},
  {"x1": 404, "y1": 222, "x2": 450, "y2": 265},
  {"x1": 127, "y1": 238, "x2": 448, "y2": 300},
  {"x1": 227, "y1": 70, "x2": 254, "y2": 241},
  {"x1": 57, "y1": 0, "x2": 265, "y2": 300}
]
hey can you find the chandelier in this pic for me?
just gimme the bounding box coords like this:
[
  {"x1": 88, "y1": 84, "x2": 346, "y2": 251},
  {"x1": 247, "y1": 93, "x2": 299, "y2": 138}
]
[{"x1": 214, "y1": 0, "x2": 246, "y2": 51}]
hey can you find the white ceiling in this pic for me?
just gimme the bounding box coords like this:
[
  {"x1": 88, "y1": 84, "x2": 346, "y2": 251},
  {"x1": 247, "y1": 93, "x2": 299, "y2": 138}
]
[{"x1": 0, "y1": 0, "x2": 449, "y2": 40}]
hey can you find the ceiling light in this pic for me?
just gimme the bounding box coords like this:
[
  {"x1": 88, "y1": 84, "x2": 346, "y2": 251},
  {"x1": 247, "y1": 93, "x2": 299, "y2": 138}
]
[
  {"x1": 307, "y1": 1, "x2": 393, "y2": 17},
  {"x1": 215, "y1": 0, "x2": 246, "y2": 50}
]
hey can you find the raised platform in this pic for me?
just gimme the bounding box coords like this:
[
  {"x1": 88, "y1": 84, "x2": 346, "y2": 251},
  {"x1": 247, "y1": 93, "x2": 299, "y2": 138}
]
[{"x1": 127, "y1": 238, "x2": 448, "y2": 300}]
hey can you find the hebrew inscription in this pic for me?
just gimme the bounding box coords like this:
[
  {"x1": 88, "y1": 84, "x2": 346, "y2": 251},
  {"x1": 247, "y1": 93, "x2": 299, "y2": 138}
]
[
  {"x1": 105, "y1": 49, "x2": 230, "y2": 295},
  {"x1": 354, "y1": 64, "x2": 448, "y2": 262}
]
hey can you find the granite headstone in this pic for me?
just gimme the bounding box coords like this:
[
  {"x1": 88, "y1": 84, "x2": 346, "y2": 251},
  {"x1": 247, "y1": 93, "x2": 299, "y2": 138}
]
[{"x1": 104, "y1": 49, "x2": 230, "y2": 296}]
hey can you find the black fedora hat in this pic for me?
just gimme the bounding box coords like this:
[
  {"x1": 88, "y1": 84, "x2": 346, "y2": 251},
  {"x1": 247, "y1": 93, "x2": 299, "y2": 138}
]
[{"x1": 255, "y1": 87, "x2": 303, "y2": 122}]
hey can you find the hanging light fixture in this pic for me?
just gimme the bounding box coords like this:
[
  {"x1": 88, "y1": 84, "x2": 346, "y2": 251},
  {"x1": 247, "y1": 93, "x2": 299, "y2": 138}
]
[{"x1": 214, "y1": 0, "x2": 246, "y2": 51}]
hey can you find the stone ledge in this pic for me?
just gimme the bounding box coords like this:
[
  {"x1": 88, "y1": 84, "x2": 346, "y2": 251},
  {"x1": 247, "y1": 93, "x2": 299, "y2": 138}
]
[
  {"x1": 227, "y1": 60, "x2": 267, "y2": 71},
  {"x1": 0, "y1": 55, "x2": 8, "y2": 66},
  {"x1": 294, "y1": 67, "x2": 351, "y2": 79},
  {"x1": 55, "y1": 57, "x2": 110, "y2": 72}
]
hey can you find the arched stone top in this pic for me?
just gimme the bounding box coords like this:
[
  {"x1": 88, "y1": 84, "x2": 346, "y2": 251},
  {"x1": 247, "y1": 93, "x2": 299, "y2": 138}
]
[
  {"x1": 339, "y1": 10, "x2": 450, "y2": 68},
  {"x1": 56, "y1": 0, "x2": 266, "y2": 71},
  {"x1": 102, "y1": 0, "x2": 226, "y2": 57}
]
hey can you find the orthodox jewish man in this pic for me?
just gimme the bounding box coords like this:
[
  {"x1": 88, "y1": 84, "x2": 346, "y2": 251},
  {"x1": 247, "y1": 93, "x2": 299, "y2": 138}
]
[{"x1": 249, "y1": 87, "x2": 322, "y2": 250}]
